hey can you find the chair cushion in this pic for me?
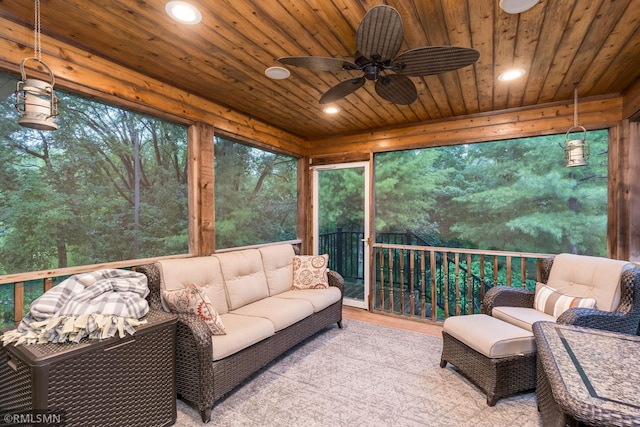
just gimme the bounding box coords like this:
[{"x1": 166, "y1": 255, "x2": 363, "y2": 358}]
[
  {"x1": 230, "y1": 297, "x2": 313, "y2": 332},
  {"x1": 533, "y1": 283, "x2": 597, "y2": 318},
  {"x1": 547, "y1": 254, "x2": 633, "y2": 311},
  {"x1": 443, "y1": 314, "x2": 535, "y2": 358},
  {"x1": 258, "y1": 244, "x2": 295, "y2": 296},
  {"x1": 211, "y1": 313, "x2": 275, "y2": 361},
  {"x1": 156, "y1": 257, "x2": 229, "y2": 314},
  {"x1": 215, "y1": 249, "x2": 270, "y2": 310},
  {"x1": 492, "y1": 306, "x2": 555, "y2": 332},
  {"x1": 274, "y1": 287, "x2": 342, "y2": 312}
]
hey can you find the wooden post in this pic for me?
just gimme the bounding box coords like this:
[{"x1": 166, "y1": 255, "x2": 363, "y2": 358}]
[{"x1": 14, "y1": 282, "x2": 24, "y2": 323}]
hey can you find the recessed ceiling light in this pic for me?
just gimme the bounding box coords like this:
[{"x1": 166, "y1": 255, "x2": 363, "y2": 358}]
[
  {"x1": 323, "y1": 107, "x2": 340, "y2": 114},
  {"x1": 498, "y1": 69, "x2": 526, "y2": 81},
  {"x1": 166, "y1": 1, "x2": 202, "y2": 25},
  {"x1": 264, "y1": 67, "x2": 290, "y2": 80},
  {"x1": 499, "y1": 0, "x2": 540, "y2": 14}
]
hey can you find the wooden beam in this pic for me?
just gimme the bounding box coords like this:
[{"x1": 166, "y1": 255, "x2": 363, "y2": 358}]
[
  {"x1": 307, "y1": 96, "x2": 623, "y2": 158},
  {"x1": 188, "y1": 123, "x2": 215, "y2": 255}
]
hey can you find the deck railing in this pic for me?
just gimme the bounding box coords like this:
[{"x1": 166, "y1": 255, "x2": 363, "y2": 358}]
[
  {"x1": 1, "y1": 240, "x2": 552, "y2": 328},
  {"x1": 371, "y1": 243, "x2": 551, "y2": 321}
]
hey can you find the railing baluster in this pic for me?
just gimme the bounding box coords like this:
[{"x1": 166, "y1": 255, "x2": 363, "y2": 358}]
[
  {"x1": 480, "y1": 255, "x2": 486, "y2": 312},
  {"x1": 430, "y1": 251, "x2": 436, "y2": 321},
  {"x1": 467, "y1": 253, "x2": 473, "y2": 315},
  {"x1": 388, "y1": 249, "x2": 394, "y2": 313},
  {"x1": 506, "y1": 256, "x2": 512, "y2": 286},
  {"x1": 493, "y1": 255, "x2": 499, "y2": 286},
  {"x1": 409, "y1": 250, "x2": 415, "y2": 317},
  {"x1": 44, "y1": 277, "x2": 53, "y2": 292},
  {"x1": 454, "y1": 253, "x2": 460, "y2": 316},
  {"x1": 378, "y1": 248, "x2": 385, "y2": 311},
  {"x1": 420, "y1": 251, "x2": 426, "y2": 319},
  {"x1": 521, "y1": 257, "x2": 527, "y2": 289},
  {"x1": 399, "y1": 248, "x2": 405, "y2": 315},
  {"x1": 14, "y1": 281, "x2": 24, "y2": 323},
  {"x1": 443, "y1": 251, "x2": 449, "y2": 319}
]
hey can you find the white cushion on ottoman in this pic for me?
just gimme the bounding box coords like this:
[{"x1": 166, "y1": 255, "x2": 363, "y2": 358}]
[{"x1": 443, "y1": 314, "x2": 535, "y2": 358}]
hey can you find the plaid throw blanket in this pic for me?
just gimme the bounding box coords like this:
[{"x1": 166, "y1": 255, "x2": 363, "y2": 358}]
[{"x1": 1, "y1": 269, "x2": 150, "y2": 346}]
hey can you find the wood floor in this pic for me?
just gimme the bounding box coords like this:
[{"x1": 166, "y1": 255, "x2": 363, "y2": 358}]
[{"x1": 342, "y1": 306, "x2": 443, "y2": 337}]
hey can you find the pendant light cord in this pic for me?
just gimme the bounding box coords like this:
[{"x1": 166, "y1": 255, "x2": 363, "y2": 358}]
[
  {"x1": 34, "y1": 0, "x2": 41, "y2": 60},
  {"x1": 573, "y1": 82, "x2": 578, "y2": 128}
]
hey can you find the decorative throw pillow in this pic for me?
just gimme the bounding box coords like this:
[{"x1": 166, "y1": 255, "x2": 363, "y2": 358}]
[
  {"x1": 162, "y1": 284, "x2": 226, "y2": 335},
  {"x1": 292, "y1": 254, "x2": 329, "y2": 290},
  {"x1": 534, "y1": 282, "x2": 597, "y2": 319}
]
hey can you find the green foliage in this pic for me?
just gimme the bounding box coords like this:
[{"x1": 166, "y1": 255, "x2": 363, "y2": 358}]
[
  {"x1": 374, "y1": 131, "x2": 608, "y2": 255},
  {"x1": 0, "y1": 78, "x2": 189, "y2": 275},
  {"x1": 214, "y1": 136, "x2": 297, "y2": 248}
]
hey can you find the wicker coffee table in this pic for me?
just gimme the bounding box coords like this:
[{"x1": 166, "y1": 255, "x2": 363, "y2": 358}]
[{"x1": 533, "y1": 321, "x2": 640, "y2": 427}]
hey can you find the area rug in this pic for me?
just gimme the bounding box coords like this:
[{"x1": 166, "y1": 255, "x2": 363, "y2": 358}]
[{"x1": 175, "y1": 319, "x2": 541, "y2": 426}]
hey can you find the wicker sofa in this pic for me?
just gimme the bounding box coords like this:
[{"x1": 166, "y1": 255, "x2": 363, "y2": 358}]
[{"x1": 137, "y1": 243, "x2": 344, "y2": 423}]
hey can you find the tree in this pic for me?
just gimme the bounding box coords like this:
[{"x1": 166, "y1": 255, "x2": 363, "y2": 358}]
[
  {"x1": 214, "y1": 136, "x2": 297, "y2": 248},
  {"x1": 0, "y1": 82, "x2": 189, "y2": 275}
]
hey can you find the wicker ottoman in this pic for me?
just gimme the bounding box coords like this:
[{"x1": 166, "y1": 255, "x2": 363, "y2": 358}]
[
  {"x1": 0, "y1": 310, "x2": 176, "y2": 427},
  {"x1": 440, "y1": 314, "x2": 536, "y2": 406}
]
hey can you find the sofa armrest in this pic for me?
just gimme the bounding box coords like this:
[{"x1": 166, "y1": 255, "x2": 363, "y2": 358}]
[
  {"x1": 483, "y1": 286, "x2": 535, "y2": 316},
  {"x1": 328, "y1": 270, "x2": 345, "y2": 296},
  {"x1": 136, "y1": 263, "x2": 163, "y2": 310}
]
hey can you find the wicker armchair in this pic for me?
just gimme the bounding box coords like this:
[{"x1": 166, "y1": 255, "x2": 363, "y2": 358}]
[
  {"x1": 484, "y1": 255, "x2": 640, "y2": 335},
  {"x1": 136, "y1": 261, "x2": 344, "y2": 423}
]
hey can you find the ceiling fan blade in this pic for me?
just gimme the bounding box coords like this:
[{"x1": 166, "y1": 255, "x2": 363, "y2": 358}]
[
  {"x1": 356, "y1": 5, "x2": 403, "y2": 63},
  {"x1": 391, "y1": 46, "x2": 480, "y2": 76},
  {"x1": 278, "y1": 56, "x2": 359, "y2": 72},
  {"x1": 320, "y1": 77, "x2": 366, "y2": 104},
  {"x1": 375, "y1": 74, "x2": 417, "y2": 105}
]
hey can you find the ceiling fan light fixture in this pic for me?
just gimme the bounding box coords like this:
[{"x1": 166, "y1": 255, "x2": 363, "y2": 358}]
[
  {"x1": 498, "y1": 69, "x2": 526, "y2": 81},
  {"x1": 499, "y1": 0, "x2": 540, "y2": 14},
  {"x1": 165, "y1": 1, "x2": 202, "y2": 24},
  {"x1": 264, "y1": 66, "x2": 290, "y2": 80}
]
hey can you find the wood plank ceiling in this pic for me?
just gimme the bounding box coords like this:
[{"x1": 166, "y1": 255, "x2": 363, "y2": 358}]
[{"x1": 0, "y1": 0, "x2": 638, "y2": 140}]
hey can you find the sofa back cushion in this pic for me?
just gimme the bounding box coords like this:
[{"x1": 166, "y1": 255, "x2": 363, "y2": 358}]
[
  {"x1": 547, "y1": 253, "x2": 634, "y2": 312},
  {"x1": 215, "y1": 249, "x2": 270, "y2": 310},
  {"x1": 258, "y1": 244, "x2": 295, "y2": 296},
  {"x1": 156, "y1": 256, "x2": 229, "y2": 314}
]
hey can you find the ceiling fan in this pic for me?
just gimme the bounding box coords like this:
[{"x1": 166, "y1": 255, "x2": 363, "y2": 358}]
[{"x1": 279, "y1": 5, "x2": 480, "y2": 105}]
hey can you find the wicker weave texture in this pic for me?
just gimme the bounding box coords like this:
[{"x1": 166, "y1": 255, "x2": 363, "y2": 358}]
[
  {"x1": 440, "y1": 331, "x2": 536, "y2": 406},
  {"x1": 483, "y1": 257, "x2": 640, "y2": 336},
  {"x1": 138, "y1": 259, "x2": 344, "y2": 423},
  {"x1": 0, "y1": 310, "x2": 176, "y2": 427}
]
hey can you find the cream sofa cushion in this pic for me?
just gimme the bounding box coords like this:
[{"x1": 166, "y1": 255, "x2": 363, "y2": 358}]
[
  {"x1": 231, "y1": 297, "x2": 313, "y2": 332},
  {"x1": 274, "y1": 287, "x2": 342, "y2": 312},
  {"x1": 156, "y1": 257, "x2": 229, "y2": 314},
  {"x1": 258, "y1": 244, "x2": 295, "y2": 296},
  {"x1": 492, "y1": 306, "x2": 555, "y2": 332},
  {"x1": 211, "y1": 313, "x2": 274, "y2": 361},
  {"x1": 215, "y1": 249, "x2": 270, "y2": 310},
  {"x1": 443, "y1": 314, "x2": 535, "y2": 358},
  {"x1": 547, "y1": 254, "x2": 633, "y2": 312}
]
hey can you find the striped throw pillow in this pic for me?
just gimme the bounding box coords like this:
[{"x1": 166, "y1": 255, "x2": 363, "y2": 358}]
[{"x1": 534, "y1": 282, "x2": 597, "y2": 318}]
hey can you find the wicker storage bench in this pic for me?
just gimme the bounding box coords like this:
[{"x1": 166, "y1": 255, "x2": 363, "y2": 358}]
[
  {"x1": 0, "y1": 309, "x2": 176, "y2": 427},
  {"x1": 440, "y1": 314, "x2": 536, "y2": 405}
]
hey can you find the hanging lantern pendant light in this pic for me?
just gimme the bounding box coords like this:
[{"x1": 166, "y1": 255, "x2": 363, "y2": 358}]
[
  {"x1": 14, "y1": 0, "x2": 59, "y2": 131},
  {"x1": 563, "y1": 83, "x2": 589, "y2": 167}
]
